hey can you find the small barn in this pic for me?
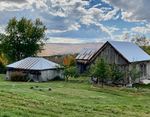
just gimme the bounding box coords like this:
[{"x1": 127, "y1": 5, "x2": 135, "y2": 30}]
[
  {"x1": 76, "y1": 48, "x2": 99, "y2": 73},
  {"x1": 6, "y1": 57, "x2": 64, "y2": 82},
  {"x1": 76, "y1": 41, "x2": 150, "y2": 83}
]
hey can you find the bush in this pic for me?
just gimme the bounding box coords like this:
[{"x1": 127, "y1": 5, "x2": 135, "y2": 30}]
[
  {"x1": 90, "y1": 59, "x2": 109, "y2": 87},
  {"x1": 64, "y1": 66, "x2": 79, "y2": 81},
  {"x1": 132, "y1": 83, "x2": 150, "y2": 89},
  {"x1": 0, "y1": 64, "x2": 6, "y2": 74},
  {"x1": 109, "y1": 65, "x2": 125, "y2": 84},
  {"x1": 129, "y1": 64, "x2": 140, "y2": 83},
  {"x1": 51, "y1": 76, "x2": 64, "y2": 81},
  {"x1": 10, "y1": 71, "x2": 28, "y2": 81},
  {"x1": 90, "y1": 61, "x2": 126, "y2": 86}
]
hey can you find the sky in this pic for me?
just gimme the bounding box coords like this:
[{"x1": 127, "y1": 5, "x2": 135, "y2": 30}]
[{"x1": 0, "y1": 0, "x2": 150, "y2": 43}]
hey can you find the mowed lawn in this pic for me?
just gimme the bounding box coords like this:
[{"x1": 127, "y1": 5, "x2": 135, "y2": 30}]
[{"x1": 0, "y1": 74, "x2": 150, "y2": 117}]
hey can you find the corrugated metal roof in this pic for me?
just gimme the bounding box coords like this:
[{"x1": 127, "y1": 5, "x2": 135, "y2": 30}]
[
  {"x1": 76, "y1": 48, "x2": 98, "y2": 60},
  {"x1": 108, "y1": 41, "x2": 150, "y2": 62},
  {"x1": 7, "y1": 57, "x2": 61, "y2": 70}
]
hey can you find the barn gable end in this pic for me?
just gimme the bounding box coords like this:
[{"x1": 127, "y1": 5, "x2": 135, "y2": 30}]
[{"x1": 96, "y1": 42, "x2": 129, "y2": 65}]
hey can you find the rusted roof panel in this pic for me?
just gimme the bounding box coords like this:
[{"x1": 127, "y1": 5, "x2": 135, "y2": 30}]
[{"x1": 76, "y1": 48, "x2": 98, "y2": 60}]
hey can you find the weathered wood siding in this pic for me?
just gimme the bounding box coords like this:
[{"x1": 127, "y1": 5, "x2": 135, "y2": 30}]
[
  {"x1": 40, "y1": 70, "x2": 64, "y2": 81},
  {"x1": 146, "y1": 62, "x2": 150, "y2": 78},
  {"x1": 76, "y1": 42, "x2": 150, "y2": 83},
  {"x1": 129, "y1": 62, "x2": 150, "y2": 81},
  {"x1": 6, "y1": 69, "x2": 64, "y2": 82},
  {"x1": 97, "y1": 44, "x2": 128, "y2": 65}
]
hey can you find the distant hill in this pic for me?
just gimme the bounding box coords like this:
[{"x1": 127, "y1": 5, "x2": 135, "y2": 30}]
[{"x1": 38, "y1": 43, "x2": 103, "y2": 56}]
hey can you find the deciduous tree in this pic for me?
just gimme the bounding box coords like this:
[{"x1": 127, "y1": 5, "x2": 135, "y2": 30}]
[{"x1": 0, "y1": 17, "x2": 46, "y2": 62}]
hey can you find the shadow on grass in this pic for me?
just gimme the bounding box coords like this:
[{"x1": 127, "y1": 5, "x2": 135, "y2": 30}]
[{"x1": 133, "y1": 83, "x2": 150, "y2": 89}]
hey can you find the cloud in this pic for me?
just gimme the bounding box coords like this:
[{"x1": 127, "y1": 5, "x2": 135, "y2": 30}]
[
  {"x1": 0, "y1": 0, "x2": 27, "y2": 3},
  {"x1": 131, "y1": 24, "x2": 150, "y2": 34},
  {"x1": 0, "y1": 0, "x2": 119, "y2": 37},
  {"x1": 46, "y1": 22, "x2": 81, "y2": 34},
  {"x1": 106, "y1": 26, "x2": 119, "y2": 33},
  {"x1": 0, "y1": 0, "x2": 129, "y2": 41},
  {"x1": 106, "y1": 0, "x2": 150, "y2": 22},
  {"x1": 46, "y1": 37, "x2": 86, "y2": 43},
  {"x1": 0, "y1": 25, "x2": 5, "y2": 33},
  {"x1": 0, "y1": 0, "x2": 31, "y2": 11}
]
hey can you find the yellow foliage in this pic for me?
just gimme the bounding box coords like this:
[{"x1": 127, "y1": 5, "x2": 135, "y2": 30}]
[
  {"x1": 0, "y1": 53, "x2": 8, "y2": 65},
  {"x1": 63, "y1": 55, "x2": 75, "y2": 66}
]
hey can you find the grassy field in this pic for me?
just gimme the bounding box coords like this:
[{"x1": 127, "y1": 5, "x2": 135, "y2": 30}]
[{"x1": 0, "y1": 74, "x2": 150, "y2": 117}]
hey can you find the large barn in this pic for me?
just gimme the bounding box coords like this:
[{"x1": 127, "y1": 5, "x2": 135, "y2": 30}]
[
  {"x1": 6, "y1": 57, "x2": 64, "y2": 82},
  {"x1": 76, "y1": 41, "x2": 150, "y2": 83}
]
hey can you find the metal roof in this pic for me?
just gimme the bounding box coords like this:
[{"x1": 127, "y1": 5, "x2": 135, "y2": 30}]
[
  {"x1": 7, "y1": 57, "x2": 61, "y2": 70},
  {"x1": 108, "y1": 41, "x2": 150, "y2": 62},
  {"x1": 76, "y1": 48, "x2": 98, "y2": 60}
]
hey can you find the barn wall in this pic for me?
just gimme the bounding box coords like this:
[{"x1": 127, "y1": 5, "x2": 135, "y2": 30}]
[
  {"x1": 6, "y1": 70, "x2": 38, "y2": 81},
  {"x1": 129, "y1": 62, "x2": 150, "y2": 80},
  {"x1": 97, "y1": 44, "x2": 128, "y2": 65},
  {"x1": 6, "y1": 71, "x2": 11, "y2": 80},
  {"x1": 6, "y1": 69, "x2": 64, "y2": 82},
  {"x1": 77, "y1": 62, "x2": 89, "y2": 73},
  {"x1": 40, "y1": 69, "x2": 64, "y2": 81},
  {"x1": 76, "y1": 43, "x2": 129, "y2": 74},
  {"x1": 146, "y1": 62, "x2": 150, "y2": 77}
]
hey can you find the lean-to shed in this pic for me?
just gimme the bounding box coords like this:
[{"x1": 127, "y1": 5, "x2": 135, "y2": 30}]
[{"x1": 6, "y1": 57, "x2": 64, "y2": 82}]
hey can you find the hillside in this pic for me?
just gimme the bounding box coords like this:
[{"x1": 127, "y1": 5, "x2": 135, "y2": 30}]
[
  {"x1": 38, "y1": 43, "x2": 103, "y2": 56},
  {"x1": 0, "y1": 75, "x2": 150, "y2": 117}
]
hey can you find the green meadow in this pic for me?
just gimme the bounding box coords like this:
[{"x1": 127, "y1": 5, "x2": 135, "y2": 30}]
[{"x1": 0, "y1": 74, "x2": 150, "y2": 117}]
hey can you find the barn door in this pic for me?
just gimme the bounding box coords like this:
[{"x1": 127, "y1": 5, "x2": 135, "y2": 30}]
[{"x1": 140, "y1": 63, "x2": 146, "y2": 78}]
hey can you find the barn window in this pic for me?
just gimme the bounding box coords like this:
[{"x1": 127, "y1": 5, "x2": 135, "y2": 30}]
[{"x1": 140, "y1": 63, "x2": 146, "y2": 77}]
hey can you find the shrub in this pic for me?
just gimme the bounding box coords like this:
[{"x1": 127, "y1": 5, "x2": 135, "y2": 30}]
[
  {"x1": 0, "y1": 63, "x2": 6, "y2": 74},
  {"x1": 129, "y1": 64, "x2": 140, "y2": 84},
  {"x1": 51, "y1": 76, "x2": 64, "y2": 81},
  {"x1": 10, "y1": 71, "x2": 28, "y2": 81},
  {"x1": 64, "y1": 66, "x2": 79, "y2": 81},
  {"x1": 90, "y1": 59, "x2": 109, "y2": 87},
  {"x1": 109, "y1": 65, "x2": 125, "y2": 84}
]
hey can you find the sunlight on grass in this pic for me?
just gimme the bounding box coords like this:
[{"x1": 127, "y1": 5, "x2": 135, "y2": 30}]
[{"x1": 0, "y1": 74, "x2": 150, "y2": 117}]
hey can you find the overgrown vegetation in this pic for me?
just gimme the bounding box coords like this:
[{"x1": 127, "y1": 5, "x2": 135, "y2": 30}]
[
  {"x1": 129, "y1": 64, "x2": 141, "y2": 84},
  {"x1": 109, "y1": 64, "x2": 125, "y2": 85},
  {"x1": 90, "y1": 59, "x2": 141, "y2": 87},
  {"x1": 9, "y1": 71, "x2": 28, "y2": 82},
  {"x1": 90, "y1": 59, "x2": 109, "y2": 87},
  {"x1": 64, "y1": 66, "x2": 78, "y2": 81},
  {"x1": 63, "y1": 55, "x2": 78, "y2": 81}
]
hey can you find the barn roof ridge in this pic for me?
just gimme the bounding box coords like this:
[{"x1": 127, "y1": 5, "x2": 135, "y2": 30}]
[
  {"x1": 7, "y1": 57, "x2": 61, "y2": 70},
  {"x1": 76, "y1": 40, "x2": 150, "y2": 63}
]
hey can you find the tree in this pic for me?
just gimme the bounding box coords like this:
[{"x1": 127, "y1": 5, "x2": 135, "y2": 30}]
[
  {"x1": 0, "y1": 53, "x2": 8, "y2": 73},
  {"x1": 63, "y1": 55, "x2": 76, "y2": 66},
  {"x1": 64, "y1": 66, "x2": 78, "y2": 82},
  {"x1": 109, "y1": 64, "x2": 125, "y2": 85},
  {"x1": 131, "y1": 34, "x2": 150, "y2": 54},
  {"x1": 129, "y1": 64, "x2": 140, "y2": 85},
  {"x1": 90, "y1": 59, "x2": 109, "y2": 87},
  {"x1": 0, "y1": 17, "x2": 46, "y2": 62},
  {"x1": 131, "y1": 34, "x2": 149, "y2": 46}
]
